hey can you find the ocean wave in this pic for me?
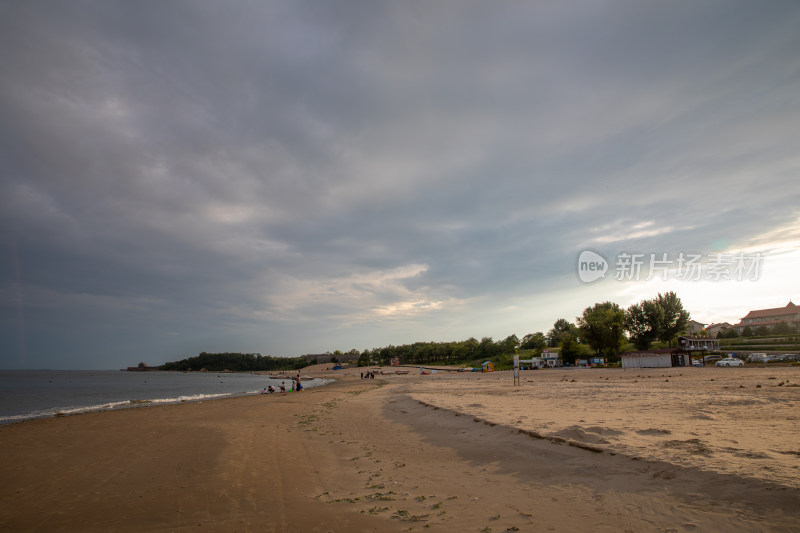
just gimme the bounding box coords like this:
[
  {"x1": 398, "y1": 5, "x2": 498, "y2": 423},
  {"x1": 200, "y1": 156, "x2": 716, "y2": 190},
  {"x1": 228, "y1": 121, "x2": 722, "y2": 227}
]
[
  {"x1": 0, "y1": 374, "x2": 331, "y2": 425},
  {"x1": 0, "y1": 392, "x2": 241, "y2": 424}
]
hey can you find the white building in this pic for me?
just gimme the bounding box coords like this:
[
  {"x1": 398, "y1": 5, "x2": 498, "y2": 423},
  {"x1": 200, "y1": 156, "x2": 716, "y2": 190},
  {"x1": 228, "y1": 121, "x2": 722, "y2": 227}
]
[
  {"x1": 620, "y1": 348, "x2": 689, "y2": 369},
  {"x1": 522, "y1": 349, "x2": 562, "y2": 369}
]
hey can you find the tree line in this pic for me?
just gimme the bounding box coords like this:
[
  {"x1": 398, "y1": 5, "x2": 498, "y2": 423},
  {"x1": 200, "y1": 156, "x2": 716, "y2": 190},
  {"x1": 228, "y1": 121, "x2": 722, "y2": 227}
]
[
  {"x1": 161, "y1": 291, "x2": 694, "y2": 371},
  {"x1": 352, "y1": 336, "x2": 524, "y2": 367},
  {"x1": 359, "y1": 292, "x2": 690, "y2": 364},
  {"x1": 160, "y1": 352, "x2": 308, "y2": 372},
  {"x1": 351, "y1": 291, "x2": 691, "y2": 366}
]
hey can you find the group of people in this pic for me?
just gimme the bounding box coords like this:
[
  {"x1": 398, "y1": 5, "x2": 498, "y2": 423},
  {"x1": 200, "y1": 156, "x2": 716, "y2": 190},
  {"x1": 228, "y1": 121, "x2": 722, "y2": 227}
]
[
  {"x1": 360, "y1": 371, "x2": 376, "y2": 380},
  {"x1": 261, "y1": 375, "x2": 303, "y2": 395}
]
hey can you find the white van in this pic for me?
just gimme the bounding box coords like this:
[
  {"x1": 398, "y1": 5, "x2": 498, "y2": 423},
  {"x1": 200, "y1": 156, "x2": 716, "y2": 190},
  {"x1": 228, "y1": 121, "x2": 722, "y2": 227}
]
[{"x1": 746, "y1": 353, "x2": 768, "y2": 363}]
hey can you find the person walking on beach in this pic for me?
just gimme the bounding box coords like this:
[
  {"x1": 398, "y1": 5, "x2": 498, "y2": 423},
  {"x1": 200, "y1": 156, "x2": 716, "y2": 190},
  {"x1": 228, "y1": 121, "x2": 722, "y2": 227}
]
[{"x1": 280, "y1": 381, "x2": 286, "y2": 393}]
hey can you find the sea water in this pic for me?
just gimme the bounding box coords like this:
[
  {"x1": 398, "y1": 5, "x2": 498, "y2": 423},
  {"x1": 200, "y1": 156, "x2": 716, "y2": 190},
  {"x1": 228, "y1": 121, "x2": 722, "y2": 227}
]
[{"x1": 0, "y1": 370, "x2": 326, "y2": 424}]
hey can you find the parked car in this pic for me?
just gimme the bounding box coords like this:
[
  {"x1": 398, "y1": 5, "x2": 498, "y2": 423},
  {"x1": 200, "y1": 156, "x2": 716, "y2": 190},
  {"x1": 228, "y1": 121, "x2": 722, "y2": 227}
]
[
  {"x1": 716, "y1": 357, "x2": 744, "y2": 367},
  {"x1": 691, "y1": 359, "x2": 704, "y2": 367}
]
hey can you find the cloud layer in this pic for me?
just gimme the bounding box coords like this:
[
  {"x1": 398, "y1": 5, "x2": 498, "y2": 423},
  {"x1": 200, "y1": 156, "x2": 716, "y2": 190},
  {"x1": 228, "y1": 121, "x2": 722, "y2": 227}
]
[{"x1": 2, "y1": 1, "x2": 799, "y2": 368}]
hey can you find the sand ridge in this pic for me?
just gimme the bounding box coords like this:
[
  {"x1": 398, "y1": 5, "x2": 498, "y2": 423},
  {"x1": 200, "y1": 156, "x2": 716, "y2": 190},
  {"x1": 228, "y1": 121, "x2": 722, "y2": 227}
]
[{"x1": 399, "y1": 366, "x2": 800, "y2": 489}]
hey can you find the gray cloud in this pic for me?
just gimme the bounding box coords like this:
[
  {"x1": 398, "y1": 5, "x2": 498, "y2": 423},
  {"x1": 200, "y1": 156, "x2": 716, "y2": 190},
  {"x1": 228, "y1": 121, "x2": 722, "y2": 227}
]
[{"x1": 2, "y1": 1, "x2": 799, "y2": 368}]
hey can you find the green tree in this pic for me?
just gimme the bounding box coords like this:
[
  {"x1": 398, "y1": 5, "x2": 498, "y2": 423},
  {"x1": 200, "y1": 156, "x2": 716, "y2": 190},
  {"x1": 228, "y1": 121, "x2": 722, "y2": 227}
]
[
  {"x1": 548, "y1": 318, "x2": 576, "y2": 347},
  {"x1": 463, "y1": 337, "x2": 480, "y2": 359},
  {"x1": 653, "y1": 292, "x2": 690, "y2": 346},
  {"x1": 160, "y1": 352, "x2": 307, "y2": 372},
  {"x1": 625, "y1": 300, "x2": 659, "y2": 350},
  {"x1": 477, "y1": 337, "x2": 501, "y2": 359},
  {"x1": 519, "y1": 332, "x2": 546, "y2": 350},
  {"x1": 557, "y1": 332, "x2": 582, "y2": 365},
  {"x1": 624, "y1": 292, "x2": 690, "y2": 348},
  {"x1": 500, "y1": 334, "x2": 519, "y2": 354},
  {"x1": 552, "y1": 318, "x2": 573, "y2": 335},
  {"x1": 577, "y1": 301, "x2": 626, "y2": 360}
]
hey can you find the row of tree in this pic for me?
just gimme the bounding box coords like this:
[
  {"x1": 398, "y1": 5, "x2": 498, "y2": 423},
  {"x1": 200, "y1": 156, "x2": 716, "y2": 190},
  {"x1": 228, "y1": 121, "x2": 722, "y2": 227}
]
[
  {"x1": 350, "y1": 292, "x2": 690, "y2": 366},
  {"x1": 623, "y1": 291, "x2": 690, "y2": 350},
  {"x1": 162, "y1": 292, "x2": 692, "y2": 371},
  {"x1": 352, "y1": 336, "x2": 522, "y2": 367},
  {"x1": 549, "y1": 291, "x2": 690, "y2": 363},
  {"x1": 160, "y1": 352, "x2": 308, "y2": 372}
]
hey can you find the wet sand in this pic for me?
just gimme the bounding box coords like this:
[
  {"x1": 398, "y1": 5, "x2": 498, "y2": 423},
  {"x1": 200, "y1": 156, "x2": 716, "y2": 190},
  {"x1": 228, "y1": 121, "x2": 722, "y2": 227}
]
[{"x1": 1, "y1": 366, "x2": 798, "y2": 532}]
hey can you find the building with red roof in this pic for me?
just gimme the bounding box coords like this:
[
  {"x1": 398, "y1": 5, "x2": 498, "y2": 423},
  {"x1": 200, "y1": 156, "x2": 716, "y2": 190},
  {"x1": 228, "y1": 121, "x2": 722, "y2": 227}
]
[{"x1": 733, "y1": 302, "x2": 800, "y2": 334}]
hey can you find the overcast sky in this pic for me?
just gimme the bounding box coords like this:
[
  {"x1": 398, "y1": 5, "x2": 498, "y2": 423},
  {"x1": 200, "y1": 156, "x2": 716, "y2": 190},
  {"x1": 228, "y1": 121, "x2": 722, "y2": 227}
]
[{"x1": 2, "y1": 1, "x2": 799, "y2": 369}]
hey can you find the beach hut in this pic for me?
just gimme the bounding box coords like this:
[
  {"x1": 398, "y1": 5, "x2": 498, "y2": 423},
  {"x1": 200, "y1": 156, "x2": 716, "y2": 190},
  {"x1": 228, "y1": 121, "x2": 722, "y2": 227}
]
[
  {"x1": 620, "y1": 348, "x2": 689, "y2": 368},
  {"x1": 481, "y1": 361, "x2": 495, "y2": 372}
]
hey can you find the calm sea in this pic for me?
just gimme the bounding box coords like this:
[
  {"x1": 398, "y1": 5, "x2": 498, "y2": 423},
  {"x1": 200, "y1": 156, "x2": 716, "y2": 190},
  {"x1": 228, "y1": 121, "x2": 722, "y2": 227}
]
[{"x1": 0, "y1": 370, "x2": 327, "y2": 424}]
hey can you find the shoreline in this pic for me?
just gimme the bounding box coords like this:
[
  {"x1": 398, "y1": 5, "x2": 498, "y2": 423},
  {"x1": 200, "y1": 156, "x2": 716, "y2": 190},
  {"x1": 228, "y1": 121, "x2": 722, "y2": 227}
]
[
  {"x1": 0, "y1": 371, "x2": 333, "y2": 426},
  {"x1": 2, "y1": 369, "x2": 798, "y2": 531},
  {"x1": 0, "y1": 377, "x2": 393, "y2": 533}
]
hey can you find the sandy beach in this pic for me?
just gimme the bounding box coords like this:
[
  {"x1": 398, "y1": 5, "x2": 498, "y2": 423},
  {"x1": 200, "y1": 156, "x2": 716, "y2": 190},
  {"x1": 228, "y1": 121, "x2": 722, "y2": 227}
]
[{"x1": 1, "y1": 366, "x2": 799, "y2": 532}]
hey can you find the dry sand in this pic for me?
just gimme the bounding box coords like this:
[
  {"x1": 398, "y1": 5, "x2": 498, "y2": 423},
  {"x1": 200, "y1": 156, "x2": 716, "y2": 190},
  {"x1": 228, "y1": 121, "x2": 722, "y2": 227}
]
[{"x1": 1, "y1": 366, "x2": 798, "y2": 532}]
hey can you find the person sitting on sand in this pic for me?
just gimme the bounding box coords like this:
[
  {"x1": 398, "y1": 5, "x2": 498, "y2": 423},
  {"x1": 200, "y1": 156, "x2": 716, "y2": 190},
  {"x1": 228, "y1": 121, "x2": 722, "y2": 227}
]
[{"x1": 267, "y1": 385, "x2": 275, "y2": 394}]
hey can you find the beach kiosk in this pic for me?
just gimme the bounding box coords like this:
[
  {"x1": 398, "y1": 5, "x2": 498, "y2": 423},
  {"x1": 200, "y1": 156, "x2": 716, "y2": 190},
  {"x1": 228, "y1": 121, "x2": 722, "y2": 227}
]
[
  {"x1": 481, "y1": 361, "x2": 495, "y2": 372},
  {"x1": 620, "y1": 348, "x2": 689, "y2": 368}
]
